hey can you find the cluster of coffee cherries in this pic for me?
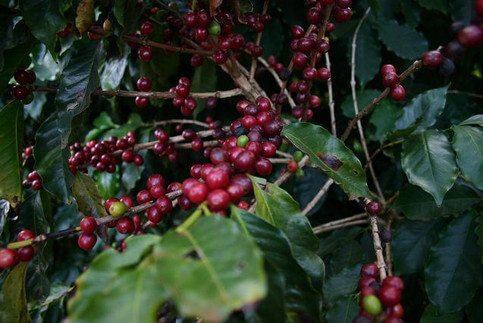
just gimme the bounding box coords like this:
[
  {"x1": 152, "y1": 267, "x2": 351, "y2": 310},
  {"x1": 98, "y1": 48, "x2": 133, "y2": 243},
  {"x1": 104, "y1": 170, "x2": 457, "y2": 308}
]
[
  {"x1": 10, "y1": 69, "x2": 36, "y2": 103},
  {"x1": 355, "y1": 264, "x2": 405, "y2": 323},
  {"x1": 21, "y1": 145, "x2": 34, "y2": 162},
  {"x1": 68, "y1": 131, "x2": 143, "y2": 175},
  {"x1": 379, "y1": 64, "x2": 406, "y2": 102},
  {"x1": 170, "y1": 77, "x2": 198, "y2": 116},
  {"x1": 134, "y1": 76, "x2": 153, "y2": 108},
  {"x1": 22, "y1": 170, "x2": 43, "y2": 191},
  {"x1": 0, "y1": 230, "x2": 36, "y2": 269}
]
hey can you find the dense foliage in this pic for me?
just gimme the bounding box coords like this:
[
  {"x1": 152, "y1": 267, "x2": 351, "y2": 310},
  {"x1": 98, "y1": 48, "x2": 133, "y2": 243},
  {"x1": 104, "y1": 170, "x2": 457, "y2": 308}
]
[{"x1": 0, "y1": 0, "x2": 482, "y2": 322}]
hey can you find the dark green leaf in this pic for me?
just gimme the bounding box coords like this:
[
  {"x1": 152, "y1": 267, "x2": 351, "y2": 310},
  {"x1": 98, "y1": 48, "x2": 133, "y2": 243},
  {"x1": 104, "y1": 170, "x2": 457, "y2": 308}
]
[
  {"x1": 367, "y1": 99, "x2": 401, "y2": 143},
  {"x1": 20, "y1": 0, "x2": 65, "y2": 59},
  {"x1": 317, "y1": 227, "x2": 364, "y2": 258},
  {"x1": 421, "y1": 304, "x2": 462, "y2": 322},
  {"x1": 96, "y1": 171, "x2": 120, "y2": 201},
  {"x1": 0, "y1": 100, "x2": 23, "y2": 207},
  {"x1": 451, "y1": 126, "x2": 483, "y2": 190},
  {"x1": 232, "y1": 207, "x2": 323, "y2": 321},
  {"x1": 393, "y1": 184, "x2": 481, "y2": 221},
  {"x1": 401, "y1": 0, "x2": 422, "y2": 27},
  {"x1": 293, "y1": 168, "x2": 329, "y2": 216},
  {"x1": 325, "y1": 296, "x2": 359, "y2": 323},
  {"x1": 449, "y1": 0, "x2": 475, "y2": 24},
  {"x1": 391, "y1": 86, "x2": 449, "y2": 138},
  {"x1": 56, "y1": 40, "x2": 105, "y2": 119},
  {"x1": 392, "y1": 219, "x2": 446, "y2": 274},
  {"x1": 100, "y1": 52, "x2": 128, "y2": 90},
  {"x1": 121, "y1": 162, "x2": 144, "y2": 193},
  {"x1": 191, "y1": 60, "x2": 217, "y2": 117},
  {"x1": 103, "y1": 113, "x2": 143, "y2": 139},
  {"x1": 19, "y1": 192, "x2": 50, "y2": 235},
  {"x1": 252, "y1": 181, "x2": 325, "y2": 291},
  {"x1": 466, "y1": 289, "x2": 483, "y2": 322},
  {"x1": 0, "y1": 262, "x2": 30, "y2": 323},
  {"x1": 425, "y1": 214, "x2": 483, "y2": 311},
  {"x1": 113, "y1": 0, "x2": 143, "y2": 32},
  {"x1": 329, "y1": 241, "x2": 364, "y2": 274},
  {"x1": 34, "y1": 113, "x2": 74, "y2": 203},
  {"x1": 93, "y1": 112, "x2": 115, "y2": 130},
  {"x1": 72, "y1": 173, "x2": 108, "y2": 217},
  {"x1": 416, "y1": 0, "x2": 448, "y2": 13},
  {"x1": 377, "y1": 19, "x2": 428, "y2": 59},
  {"x1": 282, "y1": 122, "x2": 371, "y2": 199},
  {"x1": 401, "y1": 130, "x2": 458, "y2": 206},
  {"x1": 341, "y1": 89, "x2": 381, "y2": 119},
  {"x1": 459, "y1": 114, "x2": 483, "y2": 127},
  {"x1": 355, "y1": 24, "x2": 381, "y2": 87},
  {"x1": 323, "y1": 265, "x2": 360, "y2": 304}
]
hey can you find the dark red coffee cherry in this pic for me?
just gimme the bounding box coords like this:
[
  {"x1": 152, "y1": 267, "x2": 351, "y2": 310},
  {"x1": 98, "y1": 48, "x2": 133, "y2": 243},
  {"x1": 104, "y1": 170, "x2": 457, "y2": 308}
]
[
  {"x1": 382, "y1": 73, "x2": 399, "y2": 88},
  {"x1": 17, "y1": 229, "x2": 35, "y2": 241},
  {"x1": 137, "y1": 76, "x2": 153, "y2": 91},
  {"x1": 187, "y1": 182, "x2": 209, "y2": 204},
  {"x1": 380, "y1": 64, "x2": 396, "y2": 76},
  {"x1": 14, "y1": 70, "x2": 30, "y2": 84},
  {"x1": 390, "y1": 84, "x2": 405, "y2": 101},
  {"x1": 379, "y1": 286, "x2": 401, "y2": 307},
  {"x1": 457, "y1": 25, "x2": 483, "y2": 47},
  {"x1": 80, "y1": 217, "x2": 98, "y2": 234},
  {"x1": 78, "y1": 233, "x2": 97, "y2": 250},
  {"x1": 0, "y1": 249, "x2": 19, "y2": 268},
  {"x1": 11, "y1": 85, "x2": 29, "y2": 100},
  {"x1": 18, "y1": 246, "x2": 34, "y2": 262},
  {"x1": 383, "y1": 276, "x2": 404, "y2": 291},
  {"x1": 116, "y1": 218, "x2": 135, "y2": 234},
  {"x1": 140, "y1": 21, "x2": 155, "y2": 36},
  {"x1": 422, "y1": 51, "x2": 444, "y2": 69},
  {"x1": 361, "y1": 263, "x2": 379, "y2": 278},
  {"x1": 366, "y1": 201, "x2": 382, "y2": 215},
  {"x1": 207, "y1": 189, "x2": 230, "y2": 212}
]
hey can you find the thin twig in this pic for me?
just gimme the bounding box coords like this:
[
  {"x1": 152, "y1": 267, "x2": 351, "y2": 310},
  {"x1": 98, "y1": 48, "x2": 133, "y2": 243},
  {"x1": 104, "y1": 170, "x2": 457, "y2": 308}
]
[
  {"x1": 369, "y1": 214, "x2": 387, "y2": 281},
  {"x1": 122, "y1": 35, "x2": 213, "y2": 56},
  {"x1": 447, "y1": 90, "x2": 483, "y2": 99},
  {"x1": 257, "y1": 56, "x2": 296, "y2": 108},
  {"x1": 149, "y1": 119, "x2": 210, "y2": 128},
  {"x1": 313, "y1": 219, "x2": 369, "y2": 234},
  {"x1": 273, "y1": 155, "x2": 310, "y2": 186},
  {"x1": 325, "y1": 52, "x2": 336, "y2": 135},
  {"x1": 349, "y1": 8, "x2": 384, "y2": 201},
  {"x1": 249, "y1": 0, "x2": 269, "y2": 81},
  {"x1": 302, "y1": 179, "x2": 334, "y2": 215},
  {"x1": 32, "y1": 86, "x2": 242, "y2": 100}
]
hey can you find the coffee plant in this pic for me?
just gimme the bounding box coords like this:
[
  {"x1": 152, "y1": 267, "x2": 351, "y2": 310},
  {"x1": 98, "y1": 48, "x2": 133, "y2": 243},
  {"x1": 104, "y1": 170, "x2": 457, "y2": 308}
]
[{"x1": 0, "y1": 0, "x2": 482, "y2": 322}]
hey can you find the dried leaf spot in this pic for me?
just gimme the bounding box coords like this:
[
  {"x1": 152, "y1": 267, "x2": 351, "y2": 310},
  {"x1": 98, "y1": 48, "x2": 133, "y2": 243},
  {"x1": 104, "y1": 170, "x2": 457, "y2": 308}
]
[
  {"x1": 317, "y1": 152, "x2": 343, "y2": 171},
  {"x1": 183, "y1": 249, "x2": 201, "y2": 261}
]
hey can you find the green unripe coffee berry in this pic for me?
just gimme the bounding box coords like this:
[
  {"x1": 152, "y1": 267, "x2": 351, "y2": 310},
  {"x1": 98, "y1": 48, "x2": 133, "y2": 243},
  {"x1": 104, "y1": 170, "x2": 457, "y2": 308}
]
[
  {"x1": 362, "y1": 294, "x2": 382, "y2": 316},
  {"x1": 279, "y1": 142, "x2": 289, "y2": 152},
  {"x1": 293, "y1": 150, "x2": 303, "y2": 162},
  {"x1": 237, "y1": 135, "x2": 249, "y2": 148},
  {"x1": 208, "y1": 21, "x2": 221, "y2": 35},
  {"x1": 295, "y1": 169, "x2": 305, "y2": 178},
  {"x1": 352, "y1": 139, "x2": 363, "y2": 154},
  {"x1": 109, "y1": 201, "x2": 128, "y2": 217}
]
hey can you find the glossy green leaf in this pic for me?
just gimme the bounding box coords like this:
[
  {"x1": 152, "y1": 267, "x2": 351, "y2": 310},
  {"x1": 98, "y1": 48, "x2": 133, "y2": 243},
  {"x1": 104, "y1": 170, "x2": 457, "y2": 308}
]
[
  {"x1": 252, "y1": 180, "x2": 325, "y2": 290},
  {"x1": 401, "y1": 130, "x2": 458, "y2": 206},
  {"x1": 355, "y1": 24, "x2": 381, "y2": 87},
  {"x1": 0, "y1": 100, "x2": 23, "y2": 207},
  {"x1": 325, "y1": 296, "x2": 359, "y2": 323},
  {"x1": 232, "y1": 207, "x2": 323, "y2": 321},
  {"x1": 282, "y1": 122, "x2": 370, "y2": 199},
  {"x1": 0, "y1": 262, "x2": 30, "y2": 323},
  {"x1": 71, "y1": 216, "x2": 267, "y2": 323},
  {"x1": 113, "y1": 0, "x2": 143, "y2": 32},
  {"x1": 392, "y1": 219, "x2": 446, "y2": 274},
  {"x1": 329, "y1": 241, "x2": 364, "y2": 274},
  {"x1": 416, "y1": 0, "x2": 448, "y2": 13},
  {"x1": 421, "y1": 304, "x2": 462, "y2": 323},
  {"x1": 20, "y1": 0, "x2": 65, "y2": 58},
  {"x1": 401, "y1": 0, "x2": 422, "y2": 27},
  {"x1": 68, "y1": 235, "x2": 164, "y2": 323},
  {"x1": 393, "y1": 184, "x2": 481, "y2": 221},
  {"x1": 34, "y1": 113, "x2": 74, "y2": 203},
  {"x1": 92, "y1": 112, "x2": 115, "y2": 130},
  {"x1": 391, "y1": 86, "x2": 449, "y2": 138},
  {"x1": 367, "y1": 99, "x2": 401, "y2": 143},
  {"x1": 100, "y1": 53, "x2": 128, "y2": 90},
  {"x1": 459, "y1": 114, "x2": 483, "y2": 127},
  {"x1": 72, "y1": 173, "x2": 108, "y2": 217},
  {"x1": 451, "y1": 126, "x2": 483, "y2": 190},
  {"x1": 103, "y1": 113, "x2": 143, "y2": 139},
  {"x1": 425, "y1": 214, "x2": 483, "y2": 311},
  {"x1": 56, "y1": 40, "x2": 105, "y2": 118},
  {"x1": 154, "y1": 216, "x2": 267, "y2": 321},
  {"x1": 323, "y1": 265, "x2": 360, "y2": 304},
  {"x1": 341, "y1": 89, "x2": 381, "y2": 118},
  {"x1": 96, "y1": 171, "x2": 120, "y2": 201},
  {"x1": 377, "y1": 19, "x2": 428, "y2": 59}
]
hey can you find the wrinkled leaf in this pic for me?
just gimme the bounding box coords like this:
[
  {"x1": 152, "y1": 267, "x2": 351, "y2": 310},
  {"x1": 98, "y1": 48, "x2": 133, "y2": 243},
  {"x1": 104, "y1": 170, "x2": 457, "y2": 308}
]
[
  {"x1": 0, "y1": 100, "x2": 23, "y2": 207},
  {"x1": 401, "y1": 130, "x2": 458, "y2": 206},
  {"x1": 323, "y1": 265, "x2": 360, "y2": 304},
  {"x1": 282, "y1": 123, "x2": 370, "y2": 199}
]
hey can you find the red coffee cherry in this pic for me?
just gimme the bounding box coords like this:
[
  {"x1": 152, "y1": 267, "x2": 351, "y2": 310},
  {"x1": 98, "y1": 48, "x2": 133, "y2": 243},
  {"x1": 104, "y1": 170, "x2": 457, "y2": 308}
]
[
  {"x1": 383, "y1": 276, "x2": 405, "y2": 291},
  {"x1": 366, "y1": 201, "x2": 382, "y2": 215},
  {"x1": 18, "y1": 246, "x2": 35, "y2": 262},
  {"x1": 0, "y1": 249, "x2": 19, "y2": 268},
  {"x1": 17, "y1": 229, "x2": 35, "y2": 241},
  {"x1": 116, "y1": 218, "x2": 135, "y2": 234},
  {"x1": 207, "y1": 189, "x2": 230, "y2": 212},
  {"x1": 360, "y1": 263, "x2": 379, "y2": 278},
  {"x1": 380, "y1": 64, "x2": 396, "y2": 76},
  {"x1": 379, "y1": 286, "x2": 401, "y2": 307},
  {"x1": 80, "y1": 217, "x2": 98, "y2": 234},
  {"x1": 390, "y1": 84, "x2": 406, "y2": 101},
  {"x1": 422, "y1": 51, "x2": 444, "y2": 69},
  {"x1": 140, "y1": 21, "x2": 155, "y2": 36},
  {"x1": 78, "y1": 233, "x2": 97, "y2": 250},
  {"x1": 457, "y1": 25, "x2": 483, "y2": 47},
  {"x1": 187, "y1": 182, "x2": 209, "y2": 204},
  {"x1": 382, "y1": 73, "x2": 399, "y2": 88}
]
